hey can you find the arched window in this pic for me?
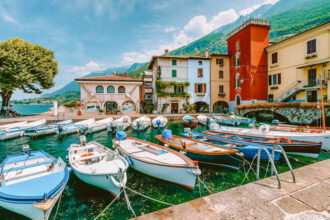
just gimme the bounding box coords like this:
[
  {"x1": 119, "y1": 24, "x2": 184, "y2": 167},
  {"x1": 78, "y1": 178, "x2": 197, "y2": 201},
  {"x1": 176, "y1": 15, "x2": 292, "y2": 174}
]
[
  {"x1": 235, "y1": 73, "x2": 241, "y2": 88},
  {"x1": 118, "y1": 86, "x2": 125, "y2": 93},
  {"x1": 235, "y1": 52, "x2": 241, "y2": 67},
  {"x1": 236, "y1": 95, "x2": 241, "y2": 106},
  {"x1": 107, "y1": 86, "x2": 114, "y2": 93},
  {"x1": 96, "y1": 85, "x2": 104, "y2": 93}
]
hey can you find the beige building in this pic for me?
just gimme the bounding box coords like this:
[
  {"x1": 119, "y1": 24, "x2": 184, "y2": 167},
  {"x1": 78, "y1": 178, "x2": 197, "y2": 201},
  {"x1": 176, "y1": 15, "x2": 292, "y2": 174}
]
[
  {"x1": 210, "y1": 54, "x2": 230, "y2": 112},
  {"x1": 266, "y1": 21, "x2": 330, "y2": 103},
  {"x1": 75, "y1": 74, "x2": 142, "y2": 114}
]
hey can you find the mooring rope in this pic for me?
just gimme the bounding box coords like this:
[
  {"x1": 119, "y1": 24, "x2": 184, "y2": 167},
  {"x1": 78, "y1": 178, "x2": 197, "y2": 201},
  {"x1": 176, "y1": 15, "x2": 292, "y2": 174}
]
[
  {"x1": 94, "y1": 189, "x2": 123, "y2": 220},
  {"x1": 125, "y1": 186, "x2": 175, "y2": 206},
  {"x1": 53, "y1": 191, "x2": 63, "y2": 220},
  {"x1": 123, "y1": 188, "x2": 136, "y2": 218},
  {"x1": 240, "y1": 154, "x2": 257, "y2": 185},
  {"x1": 264, "y1": 159, "x2": 270, "y2": 178},
  {"x1": 197, "y1": 175, "x2": 213, "y2": 194}
]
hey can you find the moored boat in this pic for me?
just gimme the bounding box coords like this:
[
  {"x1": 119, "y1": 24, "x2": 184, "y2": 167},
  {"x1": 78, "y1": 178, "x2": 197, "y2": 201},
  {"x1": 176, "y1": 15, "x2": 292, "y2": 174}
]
[
  {"x1": 155, "y1": 130, "x2": 242, "y2": 171},
  {"x1": 197, "y1": 114, "x2": 215, "y2": 126},
  {"x1": 230, "y1": 115, "x2": 256, "y2": 125},
  {"x1": 85, "y1": 117, "x2": 113, "y2": 134},
  {"x1": 212, "y1": 115, "x2": 241, "y2": 126},
  {"x1": 152, "y1": 116, "x2": 168, "y2": 128},
  {"x1": 203, "y1": 130, "x2": 322, "y2": 158},
  {"x1": 182, "y1": 115, "x2": 198, "y2": 127},
  {"x1": 113, "y1": 132, "x2": 201, "y2": 190},
  {"x1": 107, "y1": 116, "x2": 131, "y2": 132},
  {"x1": 55, "y1": 118, "x2": 95, "y2": 136},
  {"x1": 24, "y1": 119, "x2": 73, "y2": 138},
  {"x1": 68, "y1": 136, "x2": 128, "y2": 197},
  {"x1": 0, "y1": 148, "x2": 70, "y2": 220},
  {"x1": 132, "y1": 116, "x2": 151, "y2": 131},
  {"x1": 0, "y1": 121, "x2": 27, "y2": 129}
]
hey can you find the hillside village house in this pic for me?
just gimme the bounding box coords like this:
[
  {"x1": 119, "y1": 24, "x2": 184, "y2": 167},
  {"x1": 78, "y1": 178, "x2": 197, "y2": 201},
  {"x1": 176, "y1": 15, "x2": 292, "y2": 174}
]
[
  {"x1": 266, "y1": 21, "x2": 330, "y2": 103},
  {"x1": 140, "y1": 71, "x2": 153, "y2": 102},
  {"x1": 75, "y1": 74, "x2": 142, "y2": 114}
]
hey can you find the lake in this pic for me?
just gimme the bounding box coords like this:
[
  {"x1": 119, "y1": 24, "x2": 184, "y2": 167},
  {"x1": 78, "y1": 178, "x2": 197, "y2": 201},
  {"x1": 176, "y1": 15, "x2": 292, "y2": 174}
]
[
  {"x1": 1, "y1": 104, "x2": 52, "y2": 115},
  {"x1": 0, "y1": 121, "x2": 329, "y2": 219}
]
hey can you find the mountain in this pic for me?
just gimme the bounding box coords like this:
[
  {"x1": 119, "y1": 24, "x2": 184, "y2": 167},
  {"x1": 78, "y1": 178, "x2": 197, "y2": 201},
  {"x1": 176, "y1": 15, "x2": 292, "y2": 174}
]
[{"x1": 170, "y1": 0, "x2": 330, "y2": 56}]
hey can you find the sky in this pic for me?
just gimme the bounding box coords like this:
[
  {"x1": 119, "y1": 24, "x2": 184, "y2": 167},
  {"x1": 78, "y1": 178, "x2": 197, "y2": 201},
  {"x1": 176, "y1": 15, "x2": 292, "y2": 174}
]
[{"x1": 0, "y1": 0, "x2": 279, "y2": 99}]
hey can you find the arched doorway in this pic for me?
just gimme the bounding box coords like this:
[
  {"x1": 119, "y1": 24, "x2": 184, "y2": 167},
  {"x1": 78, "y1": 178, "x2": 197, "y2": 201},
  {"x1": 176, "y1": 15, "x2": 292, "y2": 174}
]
[
  {"x1": 194, "y1": 102, "x2": 209, "y2": 113},
  {"x1": 213, "y1": 101, "x2": 229, "y2": 113},
  {"x1": 235, "y1": 95, "x2": 241, "y2": 106},
  {"x1": 122, "y1": 101, "x2": 136, "y2": 112},
  {"x1": 105, "y1": 101, "x2": 118, "y2": 114}
]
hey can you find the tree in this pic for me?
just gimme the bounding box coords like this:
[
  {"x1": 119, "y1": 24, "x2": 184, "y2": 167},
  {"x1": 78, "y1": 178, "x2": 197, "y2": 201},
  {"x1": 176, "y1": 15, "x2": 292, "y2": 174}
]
[{"x1": 0, "y1": 37, "x2": 58, "y2": 107}]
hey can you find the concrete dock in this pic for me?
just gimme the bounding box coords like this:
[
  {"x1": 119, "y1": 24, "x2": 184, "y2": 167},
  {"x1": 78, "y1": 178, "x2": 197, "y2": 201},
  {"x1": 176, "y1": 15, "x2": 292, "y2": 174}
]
[{"x1": 136, "y1": 159, "x2": 330, "y2": 220}]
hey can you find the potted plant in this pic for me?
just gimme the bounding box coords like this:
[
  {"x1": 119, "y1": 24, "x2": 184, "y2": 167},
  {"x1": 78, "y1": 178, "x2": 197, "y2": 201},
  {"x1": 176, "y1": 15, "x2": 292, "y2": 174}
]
[
  {"x1": 99, "y1": 109, "x2": 104, "y2": 115},
  {"x1": 116, "y1": 109, "x2": 121, "y2": 115}
]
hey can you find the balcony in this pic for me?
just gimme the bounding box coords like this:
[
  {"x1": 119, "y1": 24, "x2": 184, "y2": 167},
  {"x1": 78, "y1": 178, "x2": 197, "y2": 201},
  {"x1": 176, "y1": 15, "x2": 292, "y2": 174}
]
[
  {"x1": 270, "y1": 85, "x2": 279, "y2": 89},
  {"x1": 218, "y1": 93, "x2": 226, "y2": 97},
  {"x1": 196, "y1": 92, "x2": 206, "y2": 96},
  {"x1": 303, "y1": 80, "x2": 327, "y2": 88}
]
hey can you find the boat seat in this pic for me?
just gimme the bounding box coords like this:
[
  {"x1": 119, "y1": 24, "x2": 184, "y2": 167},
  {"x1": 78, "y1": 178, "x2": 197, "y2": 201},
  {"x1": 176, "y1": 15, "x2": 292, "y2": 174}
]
[
  {"x1": 1, "y1": 160, "x2": 56, "y2": 174},
  {"x1": 75, "y1": 153, "x2": 107, "y2": 162}
]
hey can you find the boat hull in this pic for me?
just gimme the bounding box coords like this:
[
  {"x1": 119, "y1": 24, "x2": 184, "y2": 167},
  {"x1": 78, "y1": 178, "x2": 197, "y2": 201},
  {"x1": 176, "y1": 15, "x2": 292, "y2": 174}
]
[
  {"x1": 182, "y1": 120, "x2": 197, "y2": 127},
  {"x1": 0, "y1": 130, "x2": 23, "y2": 141},
  {"x1": 24, "y1": 127, "x2": 56, "y2": 138},
  {"x1": 86, "y1": 124, "x2": 107, "y2": 134}
]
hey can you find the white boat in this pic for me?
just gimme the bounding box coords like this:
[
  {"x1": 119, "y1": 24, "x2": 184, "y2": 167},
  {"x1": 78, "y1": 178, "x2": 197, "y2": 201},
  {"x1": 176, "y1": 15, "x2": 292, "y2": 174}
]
[
  {"x1": 107, "y1": 116, "x2": 131, "y2": 132},
  {"x1": 113, "y1": 135, "x2": 201, "y2": 190},
  {"x1": 152, "y1": 116, "x2": 168, "y2": 128},
  {"x1": 24, "y1": 119, "x2": 73, "y2": 138},
  {"x1": 0, "y1": 121, "x2": 27, "y2": 129},
  {"x1": 0, "y1": 147, "x2": 70, "y2": 220},
  {"x1": 197, "y1": 114, "x2": 215, "y2": 126},
  {"x1": 85, "y1": 117, "x2": 113, "y2": 134},
  {"x1": 212, "y1": 115, "x2": 241, "y2": 126},
  {"x1": 55, "y1": 118, "x2": 95, "y2": 136},
  {"x1": 132, "y1": 116, "x2": 151, "y2": 131},
  {"x1": 219, "y1": 124, "x2": 330, "y2": 150},
  {"x1": 68, "y1": 136, "x2": 128, "y2": 197},
  {"x1": 0, "y1": 119, "x2": 46, "y2": 141},
  {"x1": 230, "y1": 115, "x2": 256, "y2": 125}
]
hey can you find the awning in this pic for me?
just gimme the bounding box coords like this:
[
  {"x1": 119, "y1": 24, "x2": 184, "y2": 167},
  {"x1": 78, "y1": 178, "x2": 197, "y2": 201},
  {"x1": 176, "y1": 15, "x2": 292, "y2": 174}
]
[{"x1": 296, "y1": 59, "x2": 329, "y2": 69}]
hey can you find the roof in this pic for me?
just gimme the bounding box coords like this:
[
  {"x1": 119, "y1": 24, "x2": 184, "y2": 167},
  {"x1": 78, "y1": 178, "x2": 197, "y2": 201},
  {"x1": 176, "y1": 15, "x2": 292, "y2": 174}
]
[
  {"x1": 266, "y1": 21, "x2": 330, "y2": 49},
  {"x1": 148, "y1": 55, "x2": 211, "y2": 69},
  {"x1": 75, "y1": 74, "x2": 142, "y2": 82},
  {"x1": 227, "y1": 18, "x2": 270, "y2": 40},
  {"x1": 209, "y1": 53, "x2": 230, "y2": 57}
]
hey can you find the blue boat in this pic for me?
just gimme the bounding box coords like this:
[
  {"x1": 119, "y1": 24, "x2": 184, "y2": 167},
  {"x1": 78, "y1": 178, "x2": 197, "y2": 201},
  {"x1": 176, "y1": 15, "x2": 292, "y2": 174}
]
[
  {"x1": 181, "y1": 132, "x2": 281, "y2": 161},
  {"x1": 0, "y1": 149, "x2": 70, "y2": 219}
]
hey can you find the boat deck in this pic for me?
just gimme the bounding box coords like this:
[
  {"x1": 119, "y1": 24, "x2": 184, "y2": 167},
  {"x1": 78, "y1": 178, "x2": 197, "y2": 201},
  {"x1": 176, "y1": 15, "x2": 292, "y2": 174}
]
[{"x1": 170, "y1": 137, "x2": 231, "y2": 153}]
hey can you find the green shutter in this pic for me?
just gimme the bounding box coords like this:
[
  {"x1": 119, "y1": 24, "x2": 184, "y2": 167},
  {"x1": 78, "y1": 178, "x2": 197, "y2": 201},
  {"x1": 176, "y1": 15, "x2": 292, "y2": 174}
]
[
  {"x1": 172, "y1": 60, "x2": 177, "y2": 65},
  {"x1": 172, "y1": 70, "x2": 177, "y2": 77}
]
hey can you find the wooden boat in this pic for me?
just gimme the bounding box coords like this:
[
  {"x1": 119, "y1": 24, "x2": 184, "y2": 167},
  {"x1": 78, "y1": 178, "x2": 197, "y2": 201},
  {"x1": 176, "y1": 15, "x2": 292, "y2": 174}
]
[
  {"x1": 85, "y1": 117, "x2": 113, "y2": 134},
  {"x1": 113, "y1": 133, "x2": 201, "y2": 190},
  {"x1": 155, "y1": 130, "x2": 242, "y2": 171},
  {"x1": 203, "y1": 130, "x2": 322, "y2": 158},
  {"x1": 24, "y1": 119, "x2": 72, "y2": 138},
  {"x1": 152, "y1": 116, "x2": 168, "y2": 128},
  {"x1": 181, "y1": 131, "x2": 280, "y2": 161},
  {"x1": 197, "y1": 114, "x2": 215, "y2": 126},
  {"x1": 132, "y1": 116, "x2": 151, "y2": 131},
  {"x1": 182, "y1": 115, "x2": 198, "y2": 127},
  {"x1": 230, "y1": 115, "x2": 256, "y2": 125},
  {"x1": 218, "y1": 125, "x2": 330, "y2": 151},
  {"x1": 212, "y1": 115, "x2": 241, "y2": 126},
  {"x1": 0, "y1": 148, "x2": 70, "y2": 220},
  {"x1": 55, "y1": 118, "x2": 95, "y2": 136},
  {"x1": 0, "y1": 119, "x2": 46, "y2": 141},
  {"x1": 68, "y1": 136, "x2": 128, "y2": 197},
  {"x1": 107, "y1": 116, "x2": 131, "y2": 132},
  {"x1": 0, "y1": 121, "x2": 27, "y2": 129}
]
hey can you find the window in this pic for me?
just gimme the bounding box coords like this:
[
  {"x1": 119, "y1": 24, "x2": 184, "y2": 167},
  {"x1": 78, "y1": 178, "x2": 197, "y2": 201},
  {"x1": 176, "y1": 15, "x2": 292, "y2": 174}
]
[
  {"x1": 236, "y1": 41, "x2": 240, "y2": 50},
  {"x1": 172, "y1": 60, "x2": 177, "y2": 66},
  {"x1": 107, "y1": 86, "x2": 114, "y2": 93},
  {"x1": 216, "y1": 59, "x2": 224, "y2": 66},
  {"x1": 268, "y1": 73, "x2": 281, "y2": 86},
  {"x1": 174, "y1": 85, "x2": 184, "y2": 93},
  {"x1": 218, "y1": 70, "x2": 224, "y2": 78},
  {"x1": 144, "y1": 82, "x2": 152, "y2": 87},
  {"x1": 96, "y1": 85, "x2": 104, "y2": 93},
  {"x1": 235, "y1": 52, "x2": 241, "y2": 67},
  {"x1": 235, "y1": 73, "x2": 240, "y2": 88},
  {"x1": 236, "y1": 95, "x2": 241, "y2": 106},
  {"x1": 144, "y1": 94, "x2": 152, "y2": 99},
  {"x1": 172, "y1": 70, "x2": 177, "y2": 77},
  {"x1": 268, "y1": 94, "x2": 274, "y2": 102},
  {"x1": 198, "y1": 68, "x2": 203, "y2": 77},
  {"x1": 118, "y1": 86, "x2": 125, "y2": 93},
  {"x1": 195, "y1": 83, "x2": 206, "y2": 93},
  {"x1": 306, "y1": 39, "x2": 317, "y2": 55},
  {"x1": 271, "y1": 52, "x2": 278, "y2": 64},
  {"x1": 218, "y1": 85, "x2": 224, "y2": 94},
  {"x1": 198, "y1": 61, "x2": 203, "y2": 66}
]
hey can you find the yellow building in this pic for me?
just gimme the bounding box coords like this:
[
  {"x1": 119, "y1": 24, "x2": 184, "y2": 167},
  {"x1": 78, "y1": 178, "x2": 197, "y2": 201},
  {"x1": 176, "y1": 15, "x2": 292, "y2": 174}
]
[
  {"x1": 209, "y1": 54, "x2": 230, "y2": 112},
  {"x1": 266, "y1": 21, "x2": 329, "y2": 103}
]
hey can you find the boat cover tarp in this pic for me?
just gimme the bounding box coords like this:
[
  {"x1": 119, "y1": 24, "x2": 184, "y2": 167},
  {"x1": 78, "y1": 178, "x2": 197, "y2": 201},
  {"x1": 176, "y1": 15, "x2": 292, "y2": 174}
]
[
  {"x1": 162, "y1": 129, "x2": 172, "y2": 139},
  {"x1": 116, "y1": 131, "x2": 127, "y2": 140},
  {"x1": 183, "y1": 115, "x2": 193, "y2": 121}
]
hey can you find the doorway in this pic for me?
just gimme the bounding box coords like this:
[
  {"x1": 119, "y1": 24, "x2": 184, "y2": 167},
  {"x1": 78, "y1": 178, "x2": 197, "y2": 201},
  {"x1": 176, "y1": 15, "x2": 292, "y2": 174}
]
[
  {"x1": 236, "y1": 95, "x2": 241, "y2": 106},
  {"x1": 308, "y1": 69, "x2": 316, "y2": 87},
  {"x1": 307, "y1": 90, "x2": 317, "y2": 102},
  {"x1": 105, "y1": 101, "x2": 117, "y2": 114},
  {"x1": 170, "y1": 102, "x2": 178, "y2": 114}
]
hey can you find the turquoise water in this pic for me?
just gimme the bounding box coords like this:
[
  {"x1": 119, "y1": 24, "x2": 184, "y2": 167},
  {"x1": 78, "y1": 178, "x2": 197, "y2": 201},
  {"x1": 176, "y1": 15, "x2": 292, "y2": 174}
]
[
  {"x1": 0, "y1": 121, "x2": 329, "y2": 219},
  {"x1": 1, "y1": 105, "x2": 52, "y2": 115}
]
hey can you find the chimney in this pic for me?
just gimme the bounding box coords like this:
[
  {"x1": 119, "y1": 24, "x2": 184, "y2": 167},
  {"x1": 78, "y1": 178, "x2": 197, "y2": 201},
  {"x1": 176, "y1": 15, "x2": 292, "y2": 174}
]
[
  {"x1": 164, "y1": 49, "x2": 169, "y2": 56},
  {"x1": 124, "y1": 72, "x2": 127, "y2": 76},
  {"x1": 205, "y1": 49, "x2": 209, "y2": 57}
]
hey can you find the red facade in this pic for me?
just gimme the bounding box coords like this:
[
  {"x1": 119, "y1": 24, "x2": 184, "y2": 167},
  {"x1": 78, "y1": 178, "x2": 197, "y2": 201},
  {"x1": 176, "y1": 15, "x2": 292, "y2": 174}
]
[{"x1": 227, "y1": 20, "x2": 269, "y2": 105}]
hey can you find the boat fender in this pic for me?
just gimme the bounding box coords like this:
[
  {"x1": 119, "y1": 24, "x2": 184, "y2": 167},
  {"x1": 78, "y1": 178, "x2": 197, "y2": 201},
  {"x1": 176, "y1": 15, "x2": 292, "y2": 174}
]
[
  {"x1": 125, "y1": 155, "x2": 133, "y2": 166},
  {"x1": 194, "y1": 160, "x2": 198, "y2": 167},
  {"x1": 156, "y1": 119, "x2": 161, "y2": 127},
  {"x1": 276, "y1": 136, "x2": 292, "y2": 144},
  {"x1": 110, "y1": 172, "x2": 127, "y2": 188},
  {"x1": 179, "y1": 150, "x2": 187, "y2": 155},
  {"x1": 164, "y1": 144, "x2": 169, "y2": 148}
]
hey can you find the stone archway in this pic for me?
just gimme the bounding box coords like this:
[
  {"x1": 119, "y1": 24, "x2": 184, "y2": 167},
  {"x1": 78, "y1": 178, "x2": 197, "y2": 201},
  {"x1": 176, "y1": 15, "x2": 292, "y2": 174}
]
[
  {"x1": 122, "y1": 101, "x2": 136, "y2": 112},
  {"x1": 194, "y1": 102, "x2": 209, "y2": 113},
  {"x1": 213, "y1": 101, "x2": 229, "y2": 113}
]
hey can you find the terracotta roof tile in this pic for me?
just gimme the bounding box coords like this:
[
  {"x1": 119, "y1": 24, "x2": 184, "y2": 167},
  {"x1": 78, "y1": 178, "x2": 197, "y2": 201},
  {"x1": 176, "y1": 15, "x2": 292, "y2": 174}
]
[{"x1": 75, "y1": 74, "x2": 141, "y2": 82}]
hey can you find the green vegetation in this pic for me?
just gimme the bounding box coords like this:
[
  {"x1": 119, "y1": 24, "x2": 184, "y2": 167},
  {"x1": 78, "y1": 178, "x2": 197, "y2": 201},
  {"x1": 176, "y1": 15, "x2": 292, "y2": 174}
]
[
  {"x1": 11, "y1": 91, "x2": 80, "y2": 105},
  {"x1": 127, "y1": 63, "x2": 149, "y2": 78},
  {"x1": 157, "y1": 91, "x2": 191, "y2": 98},
  {"x1": 156, "y1": 80, "x2": 190, "y2": 91},
  {"x1": 141, "y1": 100, "x2": 154, "y2": 114},
  {"x1": 161, "y1": 103, "x2": 169, "y2": 113},
  {"x1": 0, "y1": 37, "x2": 58, "y2": 106},
  {"x1": 183, "y1": 102, "x2": 196, "y2": 113}
]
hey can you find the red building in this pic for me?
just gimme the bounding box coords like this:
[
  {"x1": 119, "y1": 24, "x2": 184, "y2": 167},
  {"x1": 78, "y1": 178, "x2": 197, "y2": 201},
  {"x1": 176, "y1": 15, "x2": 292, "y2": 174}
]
[{"x1": 227, "y1": 18, "x2": 270, "y2": 111}]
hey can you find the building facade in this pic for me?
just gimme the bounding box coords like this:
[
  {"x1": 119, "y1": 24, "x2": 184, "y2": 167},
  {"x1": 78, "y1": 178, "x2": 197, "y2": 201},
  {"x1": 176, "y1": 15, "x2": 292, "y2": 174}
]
[
  {"x1": 141, "y1": 71, "x2": 153, "y2": 102},
  {"x1": 75, "y1": 74, "x2": 142, "y2": 114},
  {"x1": 227, "y1": 18, "x2": 269, "y2": 111},
  {"x1": 210, "y1": 53, "x2": 230, "y2": 113},
  {"x1": 266, "y1": 21, "x2": 330, "y2": 103}
]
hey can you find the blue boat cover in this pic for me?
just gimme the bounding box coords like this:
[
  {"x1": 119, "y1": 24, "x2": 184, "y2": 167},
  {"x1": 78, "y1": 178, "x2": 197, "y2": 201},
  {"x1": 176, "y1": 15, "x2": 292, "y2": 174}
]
[
  {"x1": 116, "y1": 131, "x2": 127, "y2": 140},
  {"x1": 1, "y1": 151, "x2": 54, "y2": 165},
  {"x1": 162, "y1": 129, "x2": 172, "y2": 139},
  {"x1": 183, "y1": 115, "x2": 193, "y2": 121}
]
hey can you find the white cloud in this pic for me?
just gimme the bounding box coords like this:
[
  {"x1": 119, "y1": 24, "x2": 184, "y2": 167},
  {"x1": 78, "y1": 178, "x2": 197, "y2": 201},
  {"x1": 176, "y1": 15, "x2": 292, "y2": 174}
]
[
  {"x1": 239, "y1": 0, "x2": 279, "y2": 16},
  {"x1": 66, "y1": 61, "x2": 105, "y2": 76},
  {"x1": 165, "y1": 27, "x2": 175, "y2": 33},
  {"x1": 2, "y1": 13, "x2": 17, "y2": 23}
]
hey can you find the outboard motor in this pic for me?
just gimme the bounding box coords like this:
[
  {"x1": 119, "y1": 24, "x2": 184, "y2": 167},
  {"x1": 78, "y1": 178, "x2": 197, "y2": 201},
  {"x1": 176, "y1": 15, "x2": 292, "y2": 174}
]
[
  {"x1": 22, "y1": 144, "x2": 31, "y2": 154},
  {"x1": 79, "y1": 135, "x2": 87, "y2": 146},
  {"x1": 156, "y1": 119, "x2": 161, "y2": 128},
  {"x1": 136, "y1": 121, "x2": 141, "y2": 130},
  {"x1": 258, "y1": 124, "x2": 270, "y2": 134},
  {"x1": 80, "y1": 126, "x2": 87, "y2": 135},
  {"x1": 206, "y1": 117, "x2": 211, "y2": 126},
  {"x1": 57, "y1": 125, "x2": 63, "y2": 135}
]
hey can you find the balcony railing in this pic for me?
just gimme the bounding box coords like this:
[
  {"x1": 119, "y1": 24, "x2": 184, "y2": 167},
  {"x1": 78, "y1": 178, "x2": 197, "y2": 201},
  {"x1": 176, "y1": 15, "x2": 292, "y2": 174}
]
[{"x1": 218, "y1": 93, "x2": 226, "y2": 97}]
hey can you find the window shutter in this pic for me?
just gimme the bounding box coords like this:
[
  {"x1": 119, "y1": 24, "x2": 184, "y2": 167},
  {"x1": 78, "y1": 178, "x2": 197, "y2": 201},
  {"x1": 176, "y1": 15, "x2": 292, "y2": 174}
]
[
  {"x1": 268, "y1": 75, "x2": 272, "y2": 85},
  {"x1": 195, "y1": 84, "x2": 198, "y2": 93},
  {"x1": 203, "y1": 84, "x2": 206, "y2": 93},
  {"x1": 278, "y1": 73, "x2": 281, "y2": 84}
]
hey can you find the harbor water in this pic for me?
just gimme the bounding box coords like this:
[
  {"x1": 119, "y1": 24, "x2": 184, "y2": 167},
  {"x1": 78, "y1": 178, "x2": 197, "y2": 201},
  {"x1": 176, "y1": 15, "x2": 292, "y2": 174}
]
[
  {"x1": 1, "y1": 104, "x2": 52, "y2": 115},
  {"x1": 0, "y1": 121, "x2": 329, "y2": 219}
]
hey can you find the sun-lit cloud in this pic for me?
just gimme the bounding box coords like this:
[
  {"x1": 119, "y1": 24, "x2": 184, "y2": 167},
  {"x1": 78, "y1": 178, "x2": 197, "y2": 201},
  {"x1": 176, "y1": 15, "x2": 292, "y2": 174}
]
[
  {"x1": 66, "y1": 61, "x2": 105, "y2": 76},
  {"x1": 165, "y1": 27, "x2": 176, "y2": 33},
  {"x1": 240, "y1": 0, "x2": 279, "y2": 16}
]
